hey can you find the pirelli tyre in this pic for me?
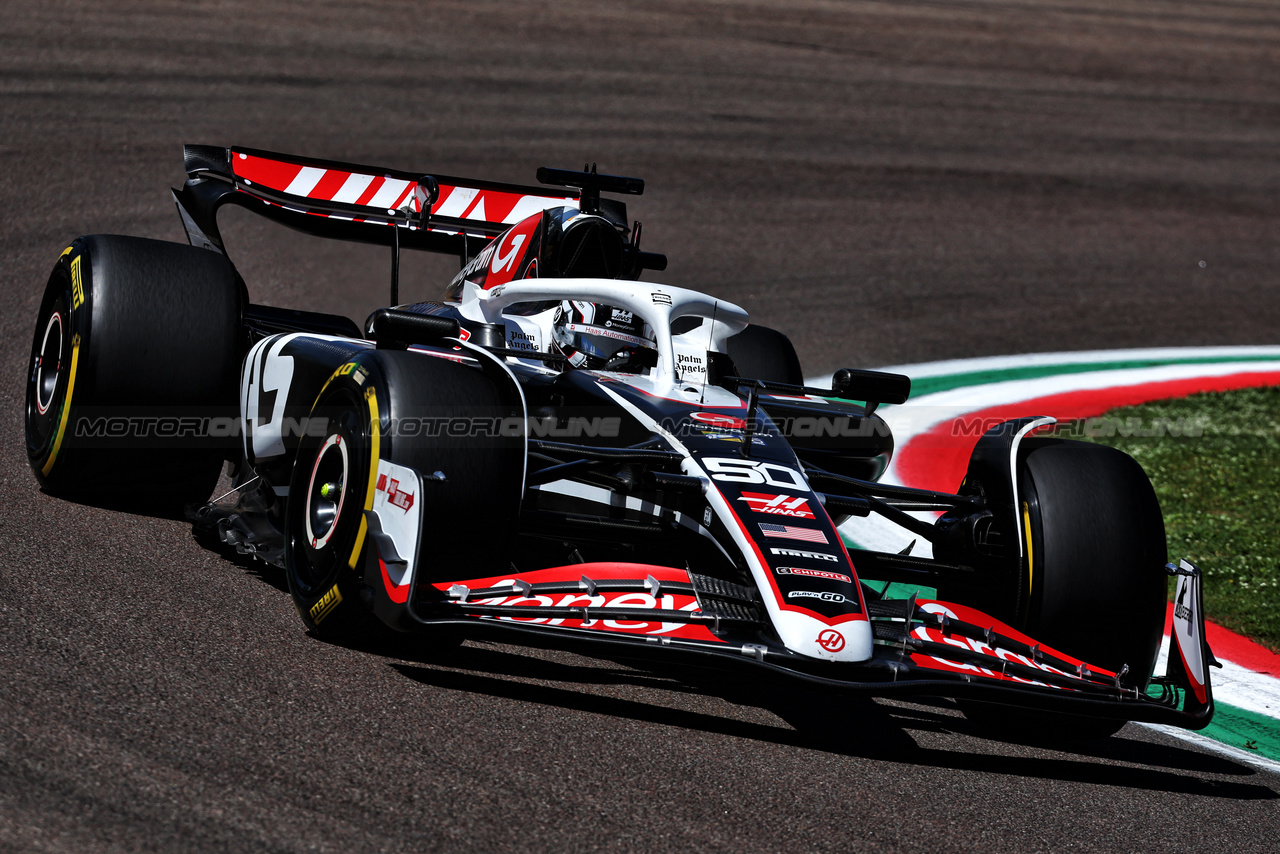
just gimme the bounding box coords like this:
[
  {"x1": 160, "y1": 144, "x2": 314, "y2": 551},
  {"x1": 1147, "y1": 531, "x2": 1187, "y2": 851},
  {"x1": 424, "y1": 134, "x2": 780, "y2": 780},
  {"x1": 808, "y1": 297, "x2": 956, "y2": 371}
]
[
  {"x1": 24, "y1": 235, "x2": 242, "y2": 509},
  {"x1": 284, "y1": 350, "x2": 524, "y2": 638},
  {"x1": 963, "y1": 438, "x2": 1168, "y2": 741},
  {"x1": 724, "y1": 324, "x2": 804, "y2": 386}
]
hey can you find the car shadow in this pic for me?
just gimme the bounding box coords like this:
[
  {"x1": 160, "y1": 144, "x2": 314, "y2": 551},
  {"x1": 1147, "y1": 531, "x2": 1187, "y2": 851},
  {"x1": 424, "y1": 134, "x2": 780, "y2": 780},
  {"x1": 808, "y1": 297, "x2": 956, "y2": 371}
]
[
  {"x1": 380, "y1": 639, "x2": 1278, "y2": 801},
  {"x1": 192, "y1": 527, "x2": 292, "y2": 594},
  {"x1": 194, "y1": 522, "x2": 1278, "y2": 802},
  {"x1": 38, "y1": 486, "x2": 197, "y2": 522},
  {"x1": 389, "y1": 646, "x2": 919, "y2": 760}
]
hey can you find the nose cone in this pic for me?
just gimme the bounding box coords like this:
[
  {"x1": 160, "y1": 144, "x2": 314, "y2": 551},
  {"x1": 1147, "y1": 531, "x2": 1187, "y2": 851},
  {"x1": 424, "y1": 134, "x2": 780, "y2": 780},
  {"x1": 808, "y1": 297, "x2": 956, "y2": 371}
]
[{"x1": 774, "y1": 610, "x2": 874, "y2": 661}]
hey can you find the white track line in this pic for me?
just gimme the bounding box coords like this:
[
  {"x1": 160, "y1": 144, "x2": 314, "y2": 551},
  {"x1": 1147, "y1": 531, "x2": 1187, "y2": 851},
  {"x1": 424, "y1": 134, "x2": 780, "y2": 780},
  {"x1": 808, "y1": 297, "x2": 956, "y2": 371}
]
[
  {"x1": 871, "y1": 345, "x2": 1280, "y2": 378},
  {"x1": 1136, "y1": 723, "x2": 1280, "y2": 778}
]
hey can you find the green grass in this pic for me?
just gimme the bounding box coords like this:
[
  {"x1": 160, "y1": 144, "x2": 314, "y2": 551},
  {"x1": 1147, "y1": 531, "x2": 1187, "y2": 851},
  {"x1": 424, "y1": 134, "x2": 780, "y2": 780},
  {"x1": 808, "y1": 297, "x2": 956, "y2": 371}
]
[{"x1": 1064, "y1": 385, "x2": 1280, "y2": 653}]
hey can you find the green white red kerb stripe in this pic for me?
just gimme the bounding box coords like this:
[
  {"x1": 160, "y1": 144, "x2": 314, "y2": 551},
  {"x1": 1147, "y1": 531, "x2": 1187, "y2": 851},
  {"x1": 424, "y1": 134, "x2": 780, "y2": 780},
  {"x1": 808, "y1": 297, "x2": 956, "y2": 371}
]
[{"x1": 811, "y1": 346, "x2": 1280, "y2": 771}]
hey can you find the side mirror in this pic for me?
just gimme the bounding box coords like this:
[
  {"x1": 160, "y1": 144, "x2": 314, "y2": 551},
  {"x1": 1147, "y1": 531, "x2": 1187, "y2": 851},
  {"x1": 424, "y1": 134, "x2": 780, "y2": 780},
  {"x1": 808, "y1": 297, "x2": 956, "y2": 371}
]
[
  {"x1": 831, "y1": 369, "x2": 911, "y2": 410},
  {"x1": 368, "y1": 309, "x2": 461, "y2": 350}
]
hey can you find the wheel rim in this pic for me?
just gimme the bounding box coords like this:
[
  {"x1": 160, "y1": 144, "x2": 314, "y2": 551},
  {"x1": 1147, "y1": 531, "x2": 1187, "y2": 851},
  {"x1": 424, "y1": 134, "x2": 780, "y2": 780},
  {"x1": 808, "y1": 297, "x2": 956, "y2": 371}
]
[
  {"x1": 287, "y1": 389, "x2": 369, "y2": 597},
  {"x1": 34, "y1": 310, "x2": 63, "y2": 416},
  {"x1": 26, "y1": 286, "x2": 70, "y2": 458},
  {"x1": 304, "y1": 433, "x2": 349, "y2": 550}
]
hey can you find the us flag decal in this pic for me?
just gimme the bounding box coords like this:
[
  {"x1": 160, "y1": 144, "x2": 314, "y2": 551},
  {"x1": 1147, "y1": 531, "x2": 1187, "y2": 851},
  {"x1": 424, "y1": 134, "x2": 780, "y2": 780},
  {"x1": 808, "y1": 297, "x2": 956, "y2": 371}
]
[{"x1": 759, "y1": 523, "x2": 828, "y2": 544}]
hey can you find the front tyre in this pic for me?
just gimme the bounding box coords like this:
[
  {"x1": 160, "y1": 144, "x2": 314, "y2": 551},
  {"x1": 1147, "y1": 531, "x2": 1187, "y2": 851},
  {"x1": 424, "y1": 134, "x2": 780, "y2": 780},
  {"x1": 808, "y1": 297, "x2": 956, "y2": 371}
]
[
  {"x1": 1017, "y1": 438, "x2": 1167, "y2": 680},
  {"x1": 962, "y1": 438, "x2": 1167, "y2": 741},
  {"x1": 285, "y1": 385, "x2": 378, "y2": 636},
  {"x1": 284, "y1": 350, "x2": 524, "y2": 639}
]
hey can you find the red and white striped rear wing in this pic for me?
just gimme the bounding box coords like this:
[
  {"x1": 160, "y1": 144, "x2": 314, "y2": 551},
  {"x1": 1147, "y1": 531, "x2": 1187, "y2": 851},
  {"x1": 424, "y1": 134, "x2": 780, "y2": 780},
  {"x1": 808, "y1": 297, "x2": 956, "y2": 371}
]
[{"x1": 173, "y1": 144, "x2": 584, "y2": 257}]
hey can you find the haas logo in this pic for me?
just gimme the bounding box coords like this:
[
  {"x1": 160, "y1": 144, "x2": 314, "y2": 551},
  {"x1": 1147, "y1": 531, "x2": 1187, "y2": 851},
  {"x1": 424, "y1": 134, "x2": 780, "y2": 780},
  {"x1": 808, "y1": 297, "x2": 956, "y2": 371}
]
[
  {"x1": 817, "y1": 629, "x2": 845, "y2": 652},
  {"x1": 739, "y1": 492, "x2": 814, "y2": 519}
]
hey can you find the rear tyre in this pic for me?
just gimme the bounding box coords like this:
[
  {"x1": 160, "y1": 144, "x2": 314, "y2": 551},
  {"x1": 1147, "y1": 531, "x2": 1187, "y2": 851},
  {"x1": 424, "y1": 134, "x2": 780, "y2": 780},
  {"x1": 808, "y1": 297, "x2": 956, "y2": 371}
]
[
  {"x1": 962, "y1": 438, "x2": 1167, "y2": 741},
  {"x1": 724, "y1": 324, "x2": 803, "y2": 385},
  {"x1": 285, "y1": 350, "x2": 523, "y2": 639},
  {"x1": 24, "y1": 235, "x2": 243, "y2": 510}
]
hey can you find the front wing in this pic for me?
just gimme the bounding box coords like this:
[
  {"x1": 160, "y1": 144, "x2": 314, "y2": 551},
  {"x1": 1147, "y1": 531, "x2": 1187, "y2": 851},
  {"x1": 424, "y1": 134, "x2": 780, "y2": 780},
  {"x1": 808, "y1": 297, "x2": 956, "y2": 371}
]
[{"x1": 359, "y1": 540, "x2": 1214, "y2": 729}]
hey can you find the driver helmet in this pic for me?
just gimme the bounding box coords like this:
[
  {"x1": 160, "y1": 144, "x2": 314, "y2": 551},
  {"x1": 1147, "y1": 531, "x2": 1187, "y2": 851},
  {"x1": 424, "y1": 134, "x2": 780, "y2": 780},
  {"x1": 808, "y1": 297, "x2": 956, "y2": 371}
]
[{"x1": 551, "y1": 300, "x2": 656, "y2": 370}]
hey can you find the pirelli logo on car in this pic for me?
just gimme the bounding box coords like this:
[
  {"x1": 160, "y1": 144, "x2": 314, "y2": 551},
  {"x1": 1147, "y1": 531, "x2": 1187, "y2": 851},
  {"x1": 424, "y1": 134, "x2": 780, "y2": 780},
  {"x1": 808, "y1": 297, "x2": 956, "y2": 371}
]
[{"x1": 309, "y1": 584, "x2": 343, "y2": 624}]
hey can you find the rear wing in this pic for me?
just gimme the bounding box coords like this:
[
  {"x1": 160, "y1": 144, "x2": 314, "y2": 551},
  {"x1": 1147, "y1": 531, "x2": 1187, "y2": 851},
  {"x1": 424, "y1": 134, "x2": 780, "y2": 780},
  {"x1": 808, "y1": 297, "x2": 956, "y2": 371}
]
[{"x1": 173, "y1": 144, "x2": 595, "y2": 258}]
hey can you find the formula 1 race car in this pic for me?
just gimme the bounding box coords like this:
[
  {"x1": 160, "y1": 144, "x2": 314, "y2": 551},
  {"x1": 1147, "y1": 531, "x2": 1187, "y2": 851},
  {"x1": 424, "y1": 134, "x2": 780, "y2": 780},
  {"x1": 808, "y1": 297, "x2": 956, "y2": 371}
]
[{"x1": 24, "y1": 145, "x2": 1215, "y2": 740}]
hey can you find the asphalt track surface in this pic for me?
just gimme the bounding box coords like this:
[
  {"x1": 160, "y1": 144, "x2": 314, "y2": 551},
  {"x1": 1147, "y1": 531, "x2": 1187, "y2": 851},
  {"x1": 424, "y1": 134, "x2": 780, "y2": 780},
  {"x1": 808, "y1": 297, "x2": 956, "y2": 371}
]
[{"x1": 3, "y1": 1, "x2": 1280, "y2": 851}]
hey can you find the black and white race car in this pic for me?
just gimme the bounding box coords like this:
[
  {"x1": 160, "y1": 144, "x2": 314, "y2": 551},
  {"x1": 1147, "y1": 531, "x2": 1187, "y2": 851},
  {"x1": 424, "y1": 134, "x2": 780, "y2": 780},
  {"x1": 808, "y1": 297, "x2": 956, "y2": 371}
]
[{"x1": 24, "y1": 145, "x2": 1214, "y2": 740}]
